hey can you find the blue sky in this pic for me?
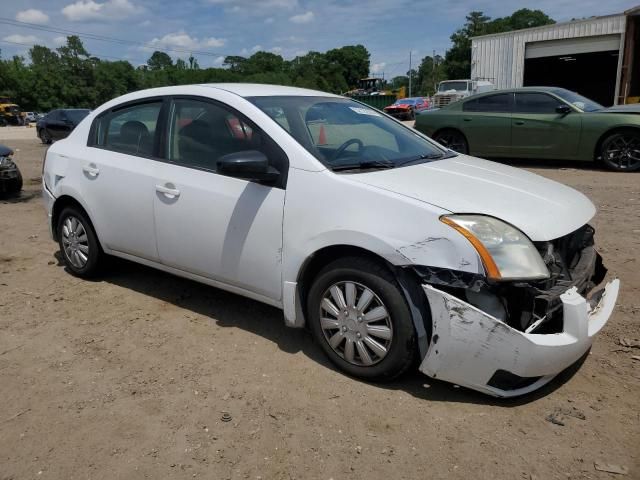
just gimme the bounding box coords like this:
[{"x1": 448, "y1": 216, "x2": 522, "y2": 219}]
[{"x1": 0, "y1": 0, "x2": 637, "y2": 78}]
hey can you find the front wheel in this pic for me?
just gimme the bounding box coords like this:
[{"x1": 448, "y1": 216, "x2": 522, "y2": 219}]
[
  {"x1": 600, "y1": 131, "x2": 640, "y2": 172},
  {"x1": 433, "y1": 129, "x2": 469, "y2": 154},
  {"x1": 57, "y1": 206, "x2": 103, "y2": 277},
  {"x1": 307, "y1": 257, "x2": 417, "y2": 381}
]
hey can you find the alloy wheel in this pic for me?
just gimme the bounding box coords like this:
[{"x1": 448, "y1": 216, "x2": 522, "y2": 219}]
[
  {"x1": 61, "y1": 216, "x2": 90, "y2": 269},
  {"x1": 603, "y1": 134, "x2": 640, "y2": 171},
  {"x1": 435, "y1": 131, "x2": 467, "y2": 153},
  {"x1": 319, "y1": 281, "x2": 393, "y2": 366}
]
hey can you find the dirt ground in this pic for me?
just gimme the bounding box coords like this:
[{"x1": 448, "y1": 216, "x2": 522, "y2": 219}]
[{"x1": 1, "y1": 131, "x2": 638, "y2": 480}]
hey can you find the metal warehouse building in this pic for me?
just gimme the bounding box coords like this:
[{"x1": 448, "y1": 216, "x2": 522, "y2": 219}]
[{"x1": 471, "y1": 6, "x2": 640, "y2": 106}]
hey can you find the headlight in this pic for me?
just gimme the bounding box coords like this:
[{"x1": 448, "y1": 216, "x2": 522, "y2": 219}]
[
  {"x1": 0, "y1": 155, "x2": 12, "y2": 167},
  {"x1": 441, "y1": 215, "x2": 549, "y2": 281}
]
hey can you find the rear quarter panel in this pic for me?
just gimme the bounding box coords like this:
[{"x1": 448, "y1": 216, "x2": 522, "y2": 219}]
[
  {"x1": 414, "y1": 109, "x2": 461, "y2": 137},
  {"x1": 578, "y1": 112, "x2": 640, "y2": 160}
]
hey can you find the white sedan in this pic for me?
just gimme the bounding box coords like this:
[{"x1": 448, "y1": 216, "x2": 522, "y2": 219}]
[{"x1": 42, "y1": 84, "x2": 619, "y2": 397}]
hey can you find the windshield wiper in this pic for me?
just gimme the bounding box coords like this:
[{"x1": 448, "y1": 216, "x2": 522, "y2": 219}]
[
  {"x1": 397, "y1": 151, "x2": 456, "y2": 167},
  {"x1": 330, "y1": 160, "x2": 396, "y2": 171}
]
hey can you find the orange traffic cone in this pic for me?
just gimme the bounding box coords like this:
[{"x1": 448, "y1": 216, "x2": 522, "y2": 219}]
[{"x1": 318, "y1": 124, "x2": 327, "y2": 145}]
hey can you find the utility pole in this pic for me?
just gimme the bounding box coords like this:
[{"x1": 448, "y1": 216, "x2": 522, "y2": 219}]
[
  {"x1": 408, "y1": 50, "x2": 412, "y2": 97},
  {"x1": 432, "y1": 49, "x2": 436, "y2": 94}
]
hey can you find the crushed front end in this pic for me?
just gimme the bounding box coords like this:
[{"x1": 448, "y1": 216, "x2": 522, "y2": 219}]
[{"x1": 413, "y1": 225, "x2": 620, "y2": 397}]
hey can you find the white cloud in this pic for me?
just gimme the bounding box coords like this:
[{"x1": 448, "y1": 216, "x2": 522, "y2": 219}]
[
  {"x1": 264, "y1": 17, "x2": 275, "y2": 24},
  {"x1": 62, "y1": 0, "x2": 142, "y2": 21},
  {"x1": 289, "y1": 11, "x2": 314, "y2": 24},
  {"x1": 251, "y1": 44, "x2": 262, "y2": 52},
  {"x1": 148, "y1": 32, "x2": 226, "y2": 51},
  {"x1": 3, "y1": 34, "x2": 40, "y2": 45},
  {"x1": 271, "y1": 46, "x2": 283, "y2": 53},
  {"x1": 371, "y1": 62, "x2": 386, "y2": 74},
  {"x1": 16, "y1": 9, "x2": 50, "y2": 24},
  {"x1": 209, "y1": 0, "x2": 297, "y2": 7},
  {"x1": 53, "y1": 36, "x2": 68, "y2": 46}
]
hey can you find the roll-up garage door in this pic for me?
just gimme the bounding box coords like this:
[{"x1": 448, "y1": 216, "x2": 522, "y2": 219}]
[{"x1": 525, "y1": 34, "x2": 621, "y2": 59}]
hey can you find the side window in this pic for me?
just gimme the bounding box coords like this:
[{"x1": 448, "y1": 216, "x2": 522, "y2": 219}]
[
  {"x1": 48, "y1": 110, "x2": 60, "y2": 121},
  {"x1": 514, "y1": 93, "x2": 563, "y2": 114},
  {"x1": 167, "y1": 98, "x2": 273, "y2": 173},
  {"x1": 94, "y1": 101, "x2": 162, "y2": 157},
  {"x1": 463, "y1": 94, "x2": 513, "y2": 113}
]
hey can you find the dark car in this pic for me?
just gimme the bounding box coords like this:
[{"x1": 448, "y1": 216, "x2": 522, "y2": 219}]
[
  {"x1": 37, "y1": 109, "x2": 90, "y2": 144},
  {"x1": 0, "y1": 144, "x2": 22, "y2": 194}
]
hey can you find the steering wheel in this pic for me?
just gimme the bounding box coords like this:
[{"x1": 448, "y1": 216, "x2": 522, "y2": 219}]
[{"x1": 329, "y1": 138, "x2": 364, "y2": 162}]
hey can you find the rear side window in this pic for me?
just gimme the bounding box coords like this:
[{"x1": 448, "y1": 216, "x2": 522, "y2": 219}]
[
  {"x1": 463, "y1": 94, "x2": 512, "y2": 113},
  {"x1": 93, "y1": 101, "x2": 162, "y2": 157},
  {"x1": 514, "y1": 93, "x2": 563, "y2": 114}
]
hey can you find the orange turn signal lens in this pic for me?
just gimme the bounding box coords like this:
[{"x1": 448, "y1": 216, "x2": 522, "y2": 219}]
[{"x1": 440, "y1": 216, "x2": 502, "y2": 280}]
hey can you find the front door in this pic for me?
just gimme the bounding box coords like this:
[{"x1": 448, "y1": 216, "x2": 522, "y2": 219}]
[
  {"x1": 153, "y1": 97, "x2": 286, "y2": 301},
  {"x1": 511, "y1": 92, "x2": 582, "y2": 159}
]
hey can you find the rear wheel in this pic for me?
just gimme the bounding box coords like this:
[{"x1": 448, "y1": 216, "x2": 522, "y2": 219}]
[
  {"x1": 57, "y1": 206, "x2": 103, "y2": 277},
  {"x1": 600, "y1": 130, "x2": 640, "y2": 172},
  {"x1": 307, "y1": 257, "x2": 416, "y2": 381},
  {"x1": 39, "y1": 129, "x2": 52, "y2": 144},
  {"x1": 433, "y1": 129, "x2": 469, "y2": 154}
]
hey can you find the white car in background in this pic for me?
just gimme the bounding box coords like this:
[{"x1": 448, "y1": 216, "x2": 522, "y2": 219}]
[{"x1": 42, "y1": 84, "x2": 619, "y2": 397}]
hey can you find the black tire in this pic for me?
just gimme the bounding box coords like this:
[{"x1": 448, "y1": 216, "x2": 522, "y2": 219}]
[
  {"x1": 56, "y1": 206, "x2": 103, "y2": 278},
  {"x1": 39, "y1": 128, "x2": 52, "y2": 144},
  {"x1": 433, "y1": 129, "x2": 469, "y2": 154},
  {"x1": 307, "y1": 256, "x2": 416, "y2": 381},
  {"x1": 600, "y1": 130, "x2": 640, "y2": 172},
  {"x1": 408, "y1": 109, "x2": 415, "y2": 121},
  {"x1": 12, "y1": 169, "x2": 22, "y2": 193}
]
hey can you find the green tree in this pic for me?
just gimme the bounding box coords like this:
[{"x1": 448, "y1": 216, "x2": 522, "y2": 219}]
[
  {"x1": 325, "y1": 45, "x2": 370, "y2": 88},
  {"x1": 414, "y1": 54, "x2": 446, "y2": 95},
  {"x1": 147, "y1": 51, "x2": 173, "y2": 70}
]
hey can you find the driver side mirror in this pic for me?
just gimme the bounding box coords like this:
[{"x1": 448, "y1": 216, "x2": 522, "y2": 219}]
[
  {"x1": 556, "y1": 104, "x2": 572, "y2": 114},
  {"x1": 217, "y1": 150, "x2": 280, "y2": 184}
]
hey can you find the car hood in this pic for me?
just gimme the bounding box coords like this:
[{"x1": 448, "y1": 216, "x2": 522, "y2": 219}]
[
  {"x1": 599, "y1": 104, "x2": 640, "y2": 113},
  {"x1": 350, "y1": 155, "x2": 595, "y2": 241}
]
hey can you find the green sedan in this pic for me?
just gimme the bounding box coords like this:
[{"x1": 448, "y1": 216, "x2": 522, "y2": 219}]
[{"x1": 414, "y1": 87, "x2": 640, "y2": 172}]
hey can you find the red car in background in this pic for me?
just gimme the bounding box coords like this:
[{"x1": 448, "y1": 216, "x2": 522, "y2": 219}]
[{"x1": 383, "y1": 97, "x2": 429, "y2": 120}]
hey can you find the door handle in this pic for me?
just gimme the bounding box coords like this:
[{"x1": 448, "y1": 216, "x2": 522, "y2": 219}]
[
  {"x1": 463, "y1": 118, "x2": 472, "y2": 122},
  {"x1": 156, "y1": 183, "x2": 181, "y2": 198},
  {"x1": 82, "y1": 164, "x2": 100, "y2": 177},
  {"x1": 514, "y1": 120, "x2": 525, "y2": 125}
]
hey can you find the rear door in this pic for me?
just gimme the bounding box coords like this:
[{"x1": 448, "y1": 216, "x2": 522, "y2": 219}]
[
  {"x1": 82, "y1": 99, "x2": 164, "y2": 260},
  {"x1": 460, "y1": 93, "x2": 513, "y2": 156},
  {"x1": 511, "y1": 92, "x2": 582, "y2": 159},
  {"x1": 46, "y1": 110, "x2": 67, "y2": 140}
]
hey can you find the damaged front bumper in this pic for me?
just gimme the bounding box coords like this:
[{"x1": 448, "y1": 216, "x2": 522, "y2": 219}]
[{"x1": 419, "y1": 279, "x2": 620, "y2": 397}]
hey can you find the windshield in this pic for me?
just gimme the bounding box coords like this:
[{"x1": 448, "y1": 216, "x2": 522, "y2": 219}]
[
  {"x1": 438, "y1": 81, "x2": 469, "y2": 92},
  {"x1": 249, "y1": 96, "x2": 450, "y2": 171},
  {"x1": 552, "y1": 89, "x2": 603, "y2": 112},
  {"x1": 65, "y1": 109, "x2": 90, "y2": 123}
]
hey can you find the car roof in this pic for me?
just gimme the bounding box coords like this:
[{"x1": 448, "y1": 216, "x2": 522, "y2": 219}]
[
  {"x1": 476, "y1": 86, "x2": 566, "y2": 95},
  {"x1": 197, "y1": 83, "x2": 342, "y2": 98}
]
